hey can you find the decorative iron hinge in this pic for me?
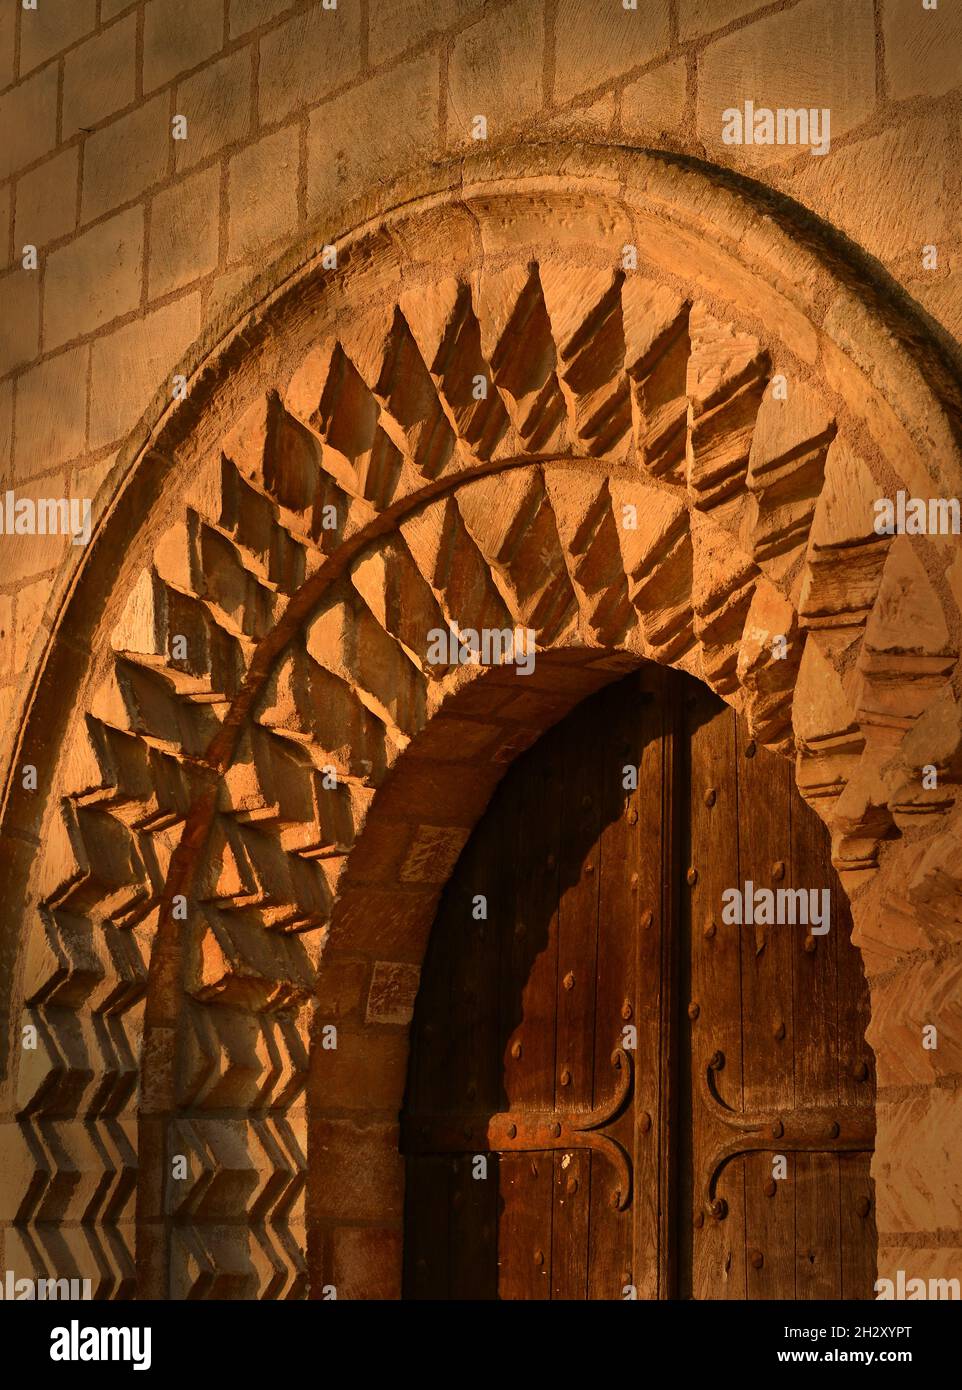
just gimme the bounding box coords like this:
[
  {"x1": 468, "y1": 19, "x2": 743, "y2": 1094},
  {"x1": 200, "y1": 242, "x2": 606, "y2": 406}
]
[
  {"x1": 699, "y1": 1051, "x2": 875, "y2": 1220},
  {"x1": 401, "y1": 1048, "x2": 634, "y2": 1210}
]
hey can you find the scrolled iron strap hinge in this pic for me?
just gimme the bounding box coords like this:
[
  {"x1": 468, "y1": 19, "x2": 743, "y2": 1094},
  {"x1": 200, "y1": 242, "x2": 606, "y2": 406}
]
[
  {"x1": 401, "y1": 1048, "x2": 635, "y2": 1211},
  {"x1": 699, "y1": 1051, "x2": 875, "y2": 1220}
]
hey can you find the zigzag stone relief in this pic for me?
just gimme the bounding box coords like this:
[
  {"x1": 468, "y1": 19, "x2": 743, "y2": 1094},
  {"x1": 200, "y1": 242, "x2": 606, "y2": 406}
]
[{"x1": 1, "y1": 156, "x2": 960, "y2": 1298}]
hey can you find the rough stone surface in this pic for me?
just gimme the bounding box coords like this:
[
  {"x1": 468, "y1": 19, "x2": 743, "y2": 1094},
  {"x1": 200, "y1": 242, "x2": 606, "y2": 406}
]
[
  {"x1": 0, "y1": 2, "x2": 15, "y2": 88},
  {"x1": 883, "y1": 0, "x2": 962, "y2": 100},
  {"x1": 370, "y1": 0, "x2": 480, "y2": 66},
  {"x1": 447, "y1": 0, "x2": 544, "y2": 144},
  {"x1": 148, "y1": 167, "x2": 221, "y2": 299},
  {"x1": 258, "y1": 3, "x2": 363, "y2": 122},
  {"x1": 88, "y1": 295, "x2": 202, "y2": 448},
  {"x1": 789, "y1": 115, "x2": 953, "y2": 262},
  {"x1": 62, "y1": 14, "x2": 139, "y2": 138},
  {"x1": 0, "y1": 594, "x2": 12, "y2": 678},
  {"x1": 0, "y1": 475, "x2": 71, "y2": 586},
  {"x1": 308, "y1": 1121, "x2": 404, "y2": 1222},
  {"x1": 228, "y1": 125, "x2": 299, "y2": 258},
  {"x1": 679, "y1": 0, "x2": 766, "y2": 41},
  {"x1": 697, "y1": 0, "x2": 877, "y2": 164},
  {"x1": 0, "y1": 65, "x2": 59, "y2": 182},
  {"x1": 621, "y1": 59, "x2": 688, "y2": 140},
  {"x1": 175, "y1": 49, "x2": 253, "y2": 171},
  {"x1": 229, "y1": 0, "x2": 293, "y2": 41},
  {"x1": 0, "y1": 185, "x2": 10, "y2": 270},
  {"x1": 554, "y1": 0, "x2": 671, "y2": 104},
  {"x1": 101, "y1": 0, "x2": 139, "y2": 18},
  {"x1": 80, "y1": 96, "x2": 171, "y2": 223},
  {"x1": 306, "y1": 55, "x2": 439, "y2": 216},
  {"x1": 43, "y1": 208, "x2": 144, "y2": 349},
  {"x1": 143, "y1": 0, "x2": 225, "y2": 93},
  {"x1": 14, "y1": 148, "x2": 80, "y2": 250},
  {"x1": 18, "y1": 0, "x2": 98, "y2": 77},
  {"x1": 11, "y1": 346, "x2": 88, "y2": 475},
  {"x1": 330, "y1": 1226, "x2": 403, "y2": 1300},
  {"x1": 0, "y1": 271, "x2": 40, "y2": 376}
]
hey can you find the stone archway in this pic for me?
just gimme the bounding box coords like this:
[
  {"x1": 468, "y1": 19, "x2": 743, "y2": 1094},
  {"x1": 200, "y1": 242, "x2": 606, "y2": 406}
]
[{"x1": 0, "y1": 147, "x2": 960, "y2": 1301}]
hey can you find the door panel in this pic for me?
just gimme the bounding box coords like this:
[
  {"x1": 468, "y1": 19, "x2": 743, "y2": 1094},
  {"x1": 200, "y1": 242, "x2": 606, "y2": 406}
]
[{"x1": 401, "y1": 666, "x2": 876, "y2": 1299}]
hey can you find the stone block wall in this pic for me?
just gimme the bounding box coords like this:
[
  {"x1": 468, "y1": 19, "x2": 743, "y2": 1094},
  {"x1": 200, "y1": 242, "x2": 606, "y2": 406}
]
[{"x1": 0, "y1": 1, "x2": 960, "y2": 780}]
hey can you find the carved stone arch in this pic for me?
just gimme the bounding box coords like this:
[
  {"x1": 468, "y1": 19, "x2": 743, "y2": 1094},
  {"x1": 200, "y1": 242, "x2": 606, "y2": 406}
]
[{"x1": 1, "y1": 147, "x2": 960, "y2": 1301}]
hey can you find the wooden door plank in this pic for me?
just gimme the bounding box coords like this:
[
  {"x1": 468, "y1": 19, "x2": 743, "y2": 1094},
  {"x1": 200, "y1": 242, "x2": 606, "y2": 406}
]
[
  {"x1": 839, "y1": 1151, "x2": 877, "y2": 1300},
  {"x1": 498, "y1": 1152, "x2": 554, "y2": 1299},
  {"x1": 685, "y1": 690, "x2": 746, "y2": 1301},
  {"x1": 554, "y1": 694, "x2": 602, "y2": 1114},
  {"x1": 499, "y1": 724, "x2": 561, "y2": 1111},
  {"x1": 496, "y1": 728, "x2": 562, "y2": 1299},
  {"x1": 795, "y1": 1153, "x2": 842, "y2": 1299},
  {"x1": 551, "y1": 1148, "x2": 591, "y2": 1300},
  {"x1": 402, "y1": 1155, "x2": 452, "y2": 1298},
  {"x1": 738, "y1": 729, "x2": 796, "y2": 1299},
  {"x1": 449, "y1": 1152, "x2": 499, "y2": 1300},
  {"x1": 446, "y1": 800, "x2": 508, "y2": 1296},
  {"x1": 590, "y1": 672, "x2": 658, "y2": 1298},
  {"x1": 551, "y1": 697, "x2": 602, "y2": 1298},
  {"x1": 657, "y1": 665, "x2": 683, "y2": 1300}
]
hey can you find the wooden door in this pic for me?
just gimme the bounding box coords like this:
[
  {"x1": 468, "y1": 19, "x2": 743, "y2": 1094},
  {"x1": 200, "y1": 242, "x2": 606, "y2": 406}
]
[{"x1": 400, "y1": 666, "x2": 876, "y2": 1299}]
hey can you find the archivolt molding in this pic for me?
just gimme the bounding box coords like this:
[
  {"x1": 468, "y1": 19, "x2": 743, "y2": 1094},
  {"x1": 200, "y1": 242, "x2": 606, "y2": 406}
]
[{"x1": 1, "y1": 148, "x2": 961, "y2": 1298}]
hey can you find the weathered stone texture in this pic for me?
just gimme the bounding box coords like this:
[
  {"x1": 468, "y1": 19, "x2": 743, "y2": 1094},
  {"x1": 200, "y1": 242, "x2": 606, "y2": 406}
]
[
  {"x1": 875, "y1": 1093, "x2": 962, "y2": 1236},
  {"x1": 12, "y1": 346, "x2": 88, "y2": 475},
  {"x1": 0, "y1": 380, "x2": 11, "y2": 471},
  {"x1": 306, "y1": 54, "x2": 439, "y2": 215},
  {"x1": 307, "y1": 1121, "x2": 404, "y2": 1222},
  {"x1": 0, "y1": 2, "x2": 15, "y2": 88},
  {"x1": 144, "y1": 0, "x2": 225, "y2": 93},
  {"x1": 330, "y1": 1227, "x2": 403, "y2": 1300},
  {"x1": 883, "y1": 0, "x2": 962, "y2": 100},
  {"x1": 554, "y1": 0, "x2": 671, "y2": 104},
  {"x1": 790, "y1": 115, "x2": 953, "y2": 262},
  {"x1": 88, "y1": 295, "x2": 202, "y2": 448},
  {"x1": 309, "y1": 1029, "x2": 410, "y2": 1111},
  {"x1": 62, "y1": 14, "x2": 139, "y2": 139},
  {"x1": 228, "y1": 125, "x2": 299, "y2": 258},
  {"x1": 679, "y1": 0, "x2": 767, "y2": 41},
  {"x1": 0, "y1": 270, "x2": 40, "y2": 376},
  {"x1": 18, "y1": 0, "x2": 97, "y2": 77},
  {"x1": 697, "y1": 0, "x2": 877, "y2": 162},
  {"x1": 14, "y1": 148, "x2": 80, "y2": 250},
  {"x1": 43, "y1": 208, "x2": 144, "y2": 348},
  {"x1": 0, "y1": 473, "x2": 72, "y2": 586},
  {"x1": 0, "y1": 65, "x2": 59, "y2": 182},
  {"x1": 12, "y1": 574, "x2": 54, "y2": 662},
  {"x1": 0, "y1": 184, "x2": 9, "y2": 270},
  {"x1": 621, "y1": 59, "x2": 688, "y2": 139},
  {"x1": 148, "y1": 166, "x2": 221, "y2": 299},
  {"x1": 258, "y1": 4, "x2": 364, "y2": 122},
  {"x1": 81, "y1": 96, "x2": 171, "y2": 223},
  {"x1": 447, "y1": 0, "x2": 544, "y2": 144},
  {"x1": 370, "y1": 0, "x2": 480, "y2": 65},
  {"x1": 0, "y1": 593, "x2": 12, "y2": 677},
  {"x1": 230, "y1": 0, "x2": 293, "y2": 41},
  {"x1": 175, "y1": 49, "x2": 253, "y2": 170}
]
